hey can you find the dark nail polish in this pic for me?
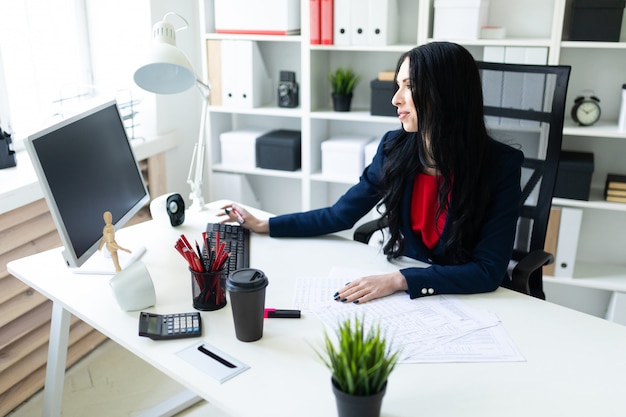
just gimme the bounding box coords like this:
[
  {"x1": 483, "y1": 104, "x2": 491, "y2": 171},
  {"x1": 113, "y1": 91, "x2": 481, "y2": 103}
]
[
  {"x1": 340, "y1": 298, "x2": 347, "y2": 302},
  {"x1": 333, "y1": 292, "x2": 339, "y2": 297},
  {"x1": 353, "y1": 300, "x2": 359, "y2": 304},
  {"x1": 334, "y1": 295, "x2": 340, "y2": 300}
]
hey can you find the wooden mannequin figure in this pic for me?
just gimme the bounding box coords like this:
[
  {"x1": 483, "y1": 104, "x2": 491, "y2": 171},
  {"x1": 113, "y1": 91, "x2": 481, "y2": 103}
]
[{"x1": 98, "y1": 211, "x2": 131, "y2": 273}]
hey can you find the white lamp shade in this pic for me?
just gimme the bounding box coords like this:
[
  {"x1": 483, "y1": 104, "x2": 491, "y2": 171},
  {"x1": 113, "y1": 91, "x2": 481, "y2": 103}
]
[
  {"x1": 133, "y1": 14, "x2": 210, "y2": 211},
  {"x1": 134, "y1": 42, "x2": 196, "y2": 94}
]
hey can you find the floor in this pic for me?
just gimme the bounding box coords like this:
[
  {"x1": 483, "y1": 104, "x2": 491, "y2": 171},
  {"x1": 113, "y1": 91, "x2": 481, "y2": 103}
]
[{"x1": 6, "y1": 339, "x2": 231, "y2": 417}]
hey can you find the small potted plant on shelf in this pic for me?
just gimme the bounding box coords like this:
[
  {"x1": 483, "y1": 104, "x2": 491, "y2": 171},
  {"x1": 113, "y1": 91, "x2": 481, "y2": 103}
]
[
  {"x1": 329, "y1": 67, "x2": 360, "y2": 112},
  {"x1": 317, "y1": 316, "x2": 399, "y2": 417}
]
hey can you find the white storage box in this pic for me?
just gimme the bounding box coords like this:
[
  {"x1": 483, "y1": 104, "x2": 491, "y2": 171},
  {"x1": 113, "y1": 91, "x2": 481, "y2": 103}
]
[
  {"x1": 219, "y1": 129, "x2": 269, "y2": 169},
  {"x1": 433, "y1": 0, "x2": 489, "y2": 40},
  {"x1": 214, "y1": 0, "x2": 301, "y2": 35},
  {"x1": 322, "y1": 135, "x2": 375, "y2": 180},
  {"x1": 364, "y1": 138, "x2": 382, "y2": 167}
]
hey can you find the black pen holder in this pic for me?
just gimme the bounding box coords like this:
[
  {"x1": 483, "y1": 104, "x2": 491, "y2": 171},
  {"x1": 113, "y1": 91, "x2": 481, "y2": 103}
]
[
  {"x1": 0, "y1": 130, "x2": 16, "y2": 169},
  {"x1": 191, "y1": 268, "x2": 227, "y2": 311}
]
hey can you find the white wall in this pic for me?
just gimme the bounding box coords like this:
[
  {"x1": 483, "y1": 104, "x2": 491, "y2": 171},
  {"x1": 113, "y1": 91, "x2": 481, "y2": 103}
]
[{"x1": 148, "y1": 0, "x2": 204, "y2": 204}]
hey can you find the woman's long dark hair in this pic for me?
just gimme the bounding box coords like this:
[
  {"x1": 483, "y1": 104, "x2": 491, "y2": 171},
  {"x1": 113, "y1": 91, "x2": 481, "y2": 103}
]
[{"x1": 379, "y1": 42, "x2": 491, "y2": 264}]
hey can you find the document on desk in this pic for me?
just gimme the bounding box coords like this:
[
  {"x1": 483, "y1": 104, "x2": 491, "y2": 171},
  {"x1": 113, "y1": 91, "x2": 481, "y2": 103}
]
[{"x1": 294, "y1": 267, "x2": 525, "y2": 363}]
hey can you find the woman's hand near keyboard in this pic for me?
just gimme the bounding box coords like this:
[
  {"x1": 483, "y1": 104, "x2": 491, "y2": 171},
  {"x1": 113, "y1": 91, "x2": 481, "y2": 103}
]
[{"x1": 219, "y1": 202, "x2": 269, "y2": 234}]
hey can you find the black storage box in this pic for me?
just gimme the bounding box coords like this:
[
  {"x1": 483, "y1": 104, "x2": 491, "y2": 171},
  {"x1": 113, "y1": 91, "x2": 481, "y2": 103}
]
[
  {"x1": 569, "y1": 0, "x2": 625, "y2": 42},
  {"x1": 370, "y1": 80, "x2": 397, "y2": 117},
  {"x1": 554, "y1": 151, "x2": 594, "y2": 200},
  {"x1": 256, "y1": 129, "x2": 301, "y2": 171}
]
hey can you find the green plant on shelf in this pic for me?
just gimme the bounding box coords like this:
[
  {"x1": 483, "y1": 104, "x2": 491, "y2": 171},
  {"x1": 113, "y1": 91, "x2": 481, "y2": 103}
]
[{"x1": 328, "y1": 67, "x2": 360, "y2": 96}]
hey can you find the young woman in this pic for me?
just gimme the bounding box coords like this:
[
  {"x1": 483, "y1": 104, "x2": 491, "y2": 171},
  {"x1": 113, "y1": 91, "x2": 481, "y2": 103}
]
[{"x1": 221, "y1": 42, "x2": 523, "y2": 304}]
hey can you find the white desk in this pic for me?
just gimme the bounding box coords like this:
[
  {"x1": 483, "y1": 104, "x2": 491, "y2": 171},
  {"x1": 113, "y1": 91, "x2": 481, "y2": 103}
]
[{"x1": 8, "y1": 201, "x2": 626, "y2": 417}]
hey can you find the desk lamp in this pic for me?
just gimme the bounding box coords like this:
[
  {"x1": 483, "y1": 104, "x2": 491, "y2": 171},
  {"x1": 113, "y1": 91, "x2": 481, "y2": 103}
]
[{"x1": 134, "y1": 12, "x2": 210, "y2": 211}]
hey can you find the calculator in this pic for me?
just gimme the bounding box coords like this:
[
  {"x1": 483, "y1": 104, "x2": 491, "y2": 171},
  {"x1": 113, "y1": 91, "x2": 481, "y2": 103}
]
[{"x1": 138, "y1": 312, "x2": 202, "y2": 340}]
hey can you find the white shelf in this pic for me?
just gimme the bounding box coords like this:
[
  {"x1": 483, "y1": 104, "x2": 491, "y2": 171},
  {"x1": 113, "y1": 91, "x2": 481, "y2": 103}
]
[
  {"x1": 204, "y1": 33, "x2": 302, "y2": 43},
  {"x1": 311, "y1": 44, "x2": 417, "y2": 53},
  {"x1": 310, "y1": 110, "x2": 398, "y2": 123},
  {"x1": 427, "y1": 37, "x2": 553, "y2": 48},
  {"x1": 553, "y1": 190, "x2": 626, "y2": 212},
  {"x1": 198, "y1": 2, "x2": 626, "y2": 210},
  {"x1": 209, "y1": 105, "x2": 303, "y2": 118},
  {"x1": 545, "y1": 262, "x2": 626, "y2": 292},
  {"x1": 563, "y1": 120, "x2": 626, "y2": 139},
  {"x1": 561, "y1": 41, "x2": 626, "y2": 50},
  {"x1": 212, "y1": 164, "x2": 303, "y2": 179}
]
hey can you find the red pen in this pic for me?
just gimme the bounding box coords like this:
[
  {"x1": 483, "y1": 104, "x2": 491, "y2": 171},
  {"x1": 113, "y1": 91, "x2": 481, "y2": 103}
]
[
  {"x1": 264, "y1": 308, "x2": 301, "y2": 319},
  {"x1": 231, "y1": 207, "x2": 245, "y2": 224}
]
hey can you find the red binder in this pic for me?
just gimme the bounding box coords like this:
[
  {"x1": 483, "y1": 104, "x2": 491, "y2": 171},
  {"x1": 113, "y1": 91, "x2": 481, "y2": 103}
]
[
  {"x1": 310, "y1": 0, "x2": 321, "y2": 44},
  {"x1": 321, "y1": 0, "x2": 333, "y2": 45}
]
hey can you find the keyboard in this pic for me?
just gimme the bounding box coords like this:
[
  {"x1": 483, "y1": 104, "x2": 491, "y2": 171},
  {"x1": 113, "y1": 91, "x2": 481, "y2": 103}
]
[{"x1": 205, "y1": 222, "x2": 250, "y2": 276}]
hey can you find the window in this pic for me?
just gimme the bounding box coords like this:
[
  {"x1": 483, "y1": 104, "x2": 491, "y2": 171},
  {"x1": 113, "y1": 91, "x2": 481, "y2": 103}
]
[{"x1": 0, "y1": 0, "x2": 93, "y2": 146}]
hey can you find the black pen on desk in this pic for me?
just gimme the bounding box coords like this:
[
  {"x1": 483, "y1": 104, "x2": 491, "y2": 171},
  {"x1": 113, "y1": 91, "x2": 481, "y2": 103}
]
[
  {"x1": 264, "y1": 308, "x2": 301, "y2": 319},
  {"x1": 197, "y1": 344, "x2": 237, "y2": 368}
]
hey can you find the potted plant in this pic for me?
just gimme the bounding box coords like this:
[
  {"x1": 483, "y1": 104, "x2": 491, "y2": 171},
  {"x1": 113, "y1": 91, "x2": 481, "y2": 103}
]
[
  {"x1": 317, "y1": 316, "x2": 400, "y2": 417},
  {"x1": 329, "y1": 67, "x2": 360, "y2": 112}
]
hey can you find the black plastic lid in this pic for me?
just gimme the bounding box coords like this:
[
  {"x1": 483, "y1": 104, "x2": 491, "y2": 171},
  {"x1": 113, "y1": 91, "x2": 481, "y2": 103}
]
[
  {"x1": 572, "y1": 0, "x2": 625, "y2": 8},
  {"x1": 226, "y1": 268, "x2": 268, "y2": 292}
]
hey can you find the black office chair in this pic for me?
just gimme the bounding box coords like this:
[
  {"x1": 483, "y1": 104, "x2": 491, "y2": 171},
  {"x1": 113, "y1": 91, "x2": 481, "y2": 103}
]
[{"x1": 354, "y1": 62, "x2": 571, "y2": 299}]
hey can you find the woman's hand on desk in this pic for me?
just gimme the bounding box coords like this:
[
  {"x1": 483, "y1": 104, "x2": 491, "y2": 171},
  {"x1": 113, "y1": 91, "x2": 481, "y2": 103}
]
[
  {"x1": 334, "y1": 271, "x2": 408, "y2": 304},
  {"x1": 218, "y1": 202, "x2": 269, "y2": 234}
]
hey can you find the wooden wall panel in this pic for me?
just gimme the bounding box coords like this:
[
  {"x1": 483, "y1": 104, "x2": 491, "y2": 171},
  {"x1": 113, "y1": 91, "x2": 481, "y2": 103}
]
[
  {"x1": 0, "y1": 199, "x2": 150, "y2": 416},
  {"x1": 1, "y1": 154, "x2": 159, "y2": 416}
]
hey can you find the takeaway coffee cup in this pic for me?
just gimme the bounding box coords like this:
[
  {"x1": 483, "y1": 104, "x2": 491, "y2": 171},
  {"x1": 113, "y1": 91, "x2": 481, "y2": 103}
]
[{"x1": 226, "y1": 268, "x2": 269, "y2": 342}]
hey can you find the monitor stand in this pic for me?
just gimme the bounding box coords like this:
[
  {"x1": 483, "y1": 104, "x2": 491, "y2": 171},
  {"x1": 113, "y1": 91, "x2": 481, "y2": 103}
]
[{"x1": 70, "y1": 245, "x2": 146, "y2": 275}]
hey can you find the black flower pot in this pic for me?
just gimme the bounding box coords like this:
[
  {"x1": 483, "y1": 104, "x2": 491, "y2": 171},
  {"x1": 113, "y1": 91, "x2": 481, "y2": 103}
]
[
  {"x1": 332, "y1": 93, "x2": 353, "y2": 112},
  {"x1": 331, "y1": 378, "x2": 387, "y2": 417}
]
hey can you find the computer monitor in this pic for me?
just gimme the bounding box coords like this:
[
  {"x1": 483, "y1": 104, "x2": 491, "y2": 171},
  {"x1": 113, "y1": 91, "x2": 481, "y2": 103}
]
[{"x1": 25, "y1": 100, "x2": 150, "y2": 272}]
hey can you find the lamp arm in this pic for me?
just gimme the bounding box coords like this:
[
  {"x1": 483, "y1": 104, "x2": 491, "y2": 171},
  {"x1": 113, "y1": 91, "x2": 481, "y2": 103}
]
[
  {"x1": 195, "y1": 79, "x2": 210, "y2": 96},
  {"x1": 187, "y1": 79, "x2": 210, "y2": 211}
]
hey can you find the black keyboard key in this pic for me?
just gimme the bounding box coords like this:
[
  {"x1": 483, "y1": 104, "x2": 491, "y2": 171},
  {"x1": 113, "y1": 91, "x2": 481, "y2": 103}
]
[{"x1": 205, "y1": 222, "x2": 250, "y2": 276}]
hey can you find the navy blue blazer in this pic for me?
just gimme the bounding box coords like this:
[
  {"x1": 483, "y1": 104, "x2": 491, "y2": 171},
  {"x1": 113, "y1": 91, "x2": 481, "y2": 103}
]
[{"x1": 269, "y1": 129, "x2": 523, "y2": 298}]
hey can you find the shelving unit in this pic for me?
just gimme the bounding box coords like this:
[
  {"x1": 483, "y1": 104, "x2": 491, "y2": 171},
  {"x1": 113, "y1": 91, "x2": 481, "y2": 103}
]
[{"x1": 198, "y1": 0, "x2": 626, "y2": 316}]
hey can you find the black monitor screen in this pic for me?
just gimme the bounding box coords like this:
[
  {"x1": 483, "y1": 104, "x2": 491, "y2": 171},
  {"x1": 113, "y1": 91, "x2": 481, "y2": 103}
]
[{"x1": 26, "y1": 100, "x2": 150, "y2": 269}]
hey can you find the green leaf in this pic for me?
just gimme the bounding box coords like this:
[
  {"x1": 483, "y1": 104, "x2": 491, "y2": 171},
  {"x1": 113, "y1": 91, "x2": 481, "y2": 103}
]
[
  {"x1": 314, "y1": 315, "x2": 400, "y2": 396},
  {"x1": 328, "y1": 67, "x2": 360, "y2": 95}
]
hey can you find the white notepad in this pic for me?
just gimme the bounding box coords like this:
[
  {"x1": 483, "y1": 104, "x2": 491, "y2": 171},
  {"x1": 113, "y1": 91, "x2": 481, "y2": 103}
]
[{"x1": 177, "y1": 341, "x2": 250, "y2": 384}]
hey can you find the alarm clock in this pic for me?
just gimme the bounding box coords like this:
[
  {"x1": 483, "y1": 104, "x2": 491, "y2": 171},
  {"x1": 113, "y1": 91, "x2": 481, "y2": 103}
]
[{"x1": 571, "y1": 94, "x2": 601, "y2": 126}]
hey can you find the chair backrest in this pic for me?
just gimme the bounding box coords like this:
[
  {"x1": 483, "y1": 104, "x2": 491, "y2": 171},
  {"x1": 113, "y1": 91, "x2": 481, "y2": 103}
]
[{"x1": 476, "y1": 61, "x2": 571, "y2": 298}]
